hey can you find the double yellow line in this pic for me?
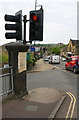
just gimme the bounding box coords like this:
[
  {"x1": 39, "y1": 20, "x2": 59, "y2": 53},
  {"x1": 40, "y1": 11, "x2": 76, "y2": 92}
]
[{"x1": 65, "y1": 92, "x2": 76, "y2": 119}]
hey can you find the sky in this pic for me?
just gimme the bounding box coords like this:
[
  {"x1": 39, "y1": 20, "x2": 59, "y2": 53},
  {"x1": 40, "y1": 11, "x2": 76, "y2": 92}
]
[{"x1": 0, "y1": 0, "x2": 78, "y2": 45}]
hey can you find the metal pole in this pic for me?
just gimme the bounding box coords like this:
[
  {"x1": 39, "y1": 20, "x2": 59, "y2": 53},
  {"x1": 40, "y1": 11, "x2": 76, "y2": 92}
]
[
  {"x1": 23, "y1": 15, "x2": 27, "y2": 44},
  {"x1": 11, "y1": 67, "x2": 14, "y2": 95},
  {"x1": 35, "y1": 0, "x2": 37, "y2": 10},
  {"x1": 34, "y1": 0, "x2": 37, "y2": 57},
  {"x1": 24, "y1": 15, "x2": 26, "y2": 41}
]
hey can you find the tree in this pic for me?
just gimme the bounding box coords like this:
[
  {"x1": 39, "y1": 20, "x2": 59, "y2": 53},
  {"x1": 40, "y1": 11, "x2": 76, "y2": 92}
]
[{"x1": 52, "y1": 47, "x2": 60, "y2": 55}]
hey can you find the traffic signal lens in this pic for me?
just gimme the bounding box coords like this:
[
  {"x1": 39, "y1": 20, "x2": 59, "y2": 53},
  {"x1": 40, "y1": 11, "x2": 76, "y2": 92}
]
[
  {"x1": 32, "y1": 15, "x2": 37, "y2": 21},
  {"x1": 31, "y1": 13, "x2": 37, "y2": 21}
]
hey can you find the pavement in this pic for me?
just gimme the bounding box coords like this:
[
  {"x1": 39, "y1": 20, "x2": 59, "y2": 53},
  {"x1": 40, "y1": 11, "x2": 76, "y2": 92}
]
[
  {"x1": 28, "y1": 59, "x2": 55, "y2": 72},
  {"x1": 2, "y1": 59, "x2": 66, "y2": 119}
]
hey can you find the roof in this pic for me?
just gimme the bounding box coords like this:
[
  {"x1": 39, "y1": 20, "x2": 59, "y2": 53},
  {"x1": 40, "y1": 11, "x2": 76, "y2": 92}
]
[{"x1": 70, "y1": 39, "x2": 79, "y2": 45}]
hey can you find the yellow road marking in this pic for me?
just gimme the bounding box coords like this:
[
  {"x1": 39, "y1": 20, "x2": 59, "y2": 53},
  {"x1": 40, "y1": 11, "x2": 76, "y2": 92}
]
[
  {"x1": 65, "y1": 92, "x2": 76, "y2": 119},
  {"x1": 68, "y1": 92, "x2": 76, "y2": 118},
  {"x1": 66, "y1": 92, "x2": 73, "y2": 119},
  {"x1": 63, "y1": 70, "x2": 68, "y2": 73}
]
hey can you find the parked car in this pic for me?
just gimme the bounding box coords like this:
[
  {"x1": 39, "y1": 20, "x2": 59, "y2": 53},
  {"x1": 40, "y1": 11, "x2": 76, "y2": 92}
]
[
  {"x1": 49, "y1": 55, "x2": 60, "y2": 64},
  {"x1": 65, "y1": 56, "x2": 79, "y2": 73}
]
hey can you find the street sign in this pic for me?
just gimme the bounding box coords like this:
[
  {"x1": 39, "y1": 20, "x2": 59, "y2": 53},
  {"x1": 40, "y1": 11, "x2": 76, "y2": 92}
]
[{"x1": 30, "y1": 46, "x2": 35, "y2": 52}]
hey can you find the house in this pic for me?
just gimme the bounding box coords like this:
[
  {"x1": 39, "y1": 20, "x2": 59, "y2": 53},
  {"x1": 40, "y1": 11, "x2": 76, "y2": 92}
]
[
  {"x1": 60, "y1": 45, "x2": 68, "y2": 57},
  {"x1": 60, "y1": 39, "x2": 79, "y2": 57},
  {"x1": 67, "y1": 39, "x2": 79, "y2": 55}
]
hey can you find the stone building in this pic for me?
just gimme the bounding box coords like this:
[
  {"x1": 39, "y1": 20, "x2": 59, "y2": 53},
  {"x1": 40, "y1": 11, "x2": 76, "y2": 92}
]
[
  {"x1": 67, "y1": 39, "x2": 79, "y2": 55},
  {"x1": 60, "y1": 45, "x2": 68, "y2": 57},
  {"x1": 60, "y1": 39, "x2": 79, "y2": 57}
]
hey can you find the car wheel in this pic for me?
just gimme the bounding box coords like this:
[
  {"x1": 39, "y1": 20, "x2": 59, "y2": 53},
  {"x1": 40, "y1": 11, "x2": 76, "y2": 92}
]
[{"x1": 73, "y1": 68, "x2": 77, "y2": 73}]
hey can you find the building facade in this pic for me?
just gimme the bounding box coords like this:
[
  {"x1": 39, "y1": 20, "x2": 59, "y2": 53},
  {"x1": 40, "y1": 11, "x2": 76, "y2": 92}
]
[{"x1": 60, "y1": 39, "x2": 79, "y2": 57}]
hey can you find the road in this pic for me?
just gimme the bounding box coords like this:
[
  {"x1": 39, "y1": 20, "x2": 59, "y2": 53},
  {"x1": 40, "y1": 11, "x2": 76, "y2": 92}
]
[
  {"x1": 27, "y1": 61, "x2": 77, "y2": 118},
  {"x1": 27, "y1": 61, "x2": 77, "y2": 97}
]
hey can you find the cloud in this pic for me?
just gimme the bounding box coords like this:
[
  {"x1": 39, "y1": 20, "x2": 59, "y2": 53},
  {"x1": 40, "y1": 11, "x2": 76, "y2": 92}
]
[{"x1": 0, "y1": 0, "x2": 77, "y2": 45}]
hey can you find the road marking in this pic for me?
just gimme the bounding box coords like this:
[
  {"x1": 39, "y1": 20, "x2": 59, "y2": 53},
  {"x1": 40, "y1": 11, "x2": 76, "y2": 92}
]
[
  {"x1": 55, "y1": 67, "x2": 60, "y2": 69},
  {"x1": 26, "y1": 105, "x2": 38, "y2": 111},
  {"x1": 65, "y1": 92, "x2": 76, "y2": 119},
  {"x1": 69, "y1": 92, "x2": 76, "y2": 118},
  {"x1": 63, "y1": 70, "x2": 72, "y2": 75},
  {"x1": 66, "y1": 92, "x2": 73, "y2": 119},
  {"x1": 63, "y1": 70, "x2": 69, "y2": 73},
  {"x1": 63, "y1": 70, "x2": 77, "y2": 77}
]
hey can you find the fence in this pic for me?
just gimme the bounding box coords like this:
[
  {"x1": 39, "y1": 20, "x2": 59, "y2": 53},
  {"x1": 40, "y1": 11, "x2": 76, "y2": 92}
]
[{"x1": 0, "y1": 66, "x2": 13, "y2": 96}]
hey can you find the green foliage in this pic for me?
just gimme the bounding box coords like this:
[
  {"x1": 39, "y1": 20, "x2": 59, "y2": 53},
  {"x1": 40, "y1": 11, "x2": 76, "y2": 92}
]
[
  {"x1": 0, "y1": 55, "x2": 2, "y2": 62},
  {"x1": 35, "y1": 43, "x2": 67, "y2": 55},
  {"x1": 35, "y1": 43, "x2": 57, "y2": 47},
  {"x1": 27, "y1": 53, "x2": 36, "y2": 70},
  {"x1": 2, "y1": 55, "x2": 8, "y2": 63},
  {"x1": 27, "y1": 53, "x2": 33, "y2": 63},
  {"x1": 0, "y1": 53, "x2": 8, "y2": 63},
  {"x1": 60, "y1": 44, "x2": 66, "y2": 48},
  {"x1": 51, "y1": 45, "x2": 67, "y2": 55},
  {"x1": 52, "y1": 47, "x2": 60, "y2": 55}
]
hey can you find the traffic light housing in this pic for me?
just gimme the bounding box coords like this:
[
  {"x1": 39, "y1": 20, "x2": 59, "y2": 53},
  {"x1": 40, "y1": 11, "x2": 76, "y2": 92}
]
[
  {"x1": 4, "y1": 10, "x2": 22, "y2": 41},
  {"x1": 29, "y1": 7, "x2": 43, "y2": 42}
]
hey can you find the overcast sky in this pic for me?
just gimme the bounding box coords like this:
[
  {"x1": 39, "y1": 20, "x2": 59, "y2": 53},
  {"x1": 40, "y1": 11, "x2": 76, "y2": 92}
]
[{"x1": 0, "y1": 0, "x2": 78, "y2": 45}]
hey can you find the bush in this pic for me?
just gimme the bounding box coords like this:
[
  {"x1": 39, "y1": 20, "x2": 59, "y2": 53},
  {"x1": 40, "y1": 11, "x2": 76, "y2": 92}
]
[
  {"x1": 27, "y1": 59, "x2": 33, "y2": 70},
  {"x1": 27, "y1": 52, "x2": 36, "y2": 70},
  {"x1": 27, "y1": 57, "x2": 36, "y2": 70},
  {"x1": 0, "y1": 52, "x2": 8, "y2": 67}
]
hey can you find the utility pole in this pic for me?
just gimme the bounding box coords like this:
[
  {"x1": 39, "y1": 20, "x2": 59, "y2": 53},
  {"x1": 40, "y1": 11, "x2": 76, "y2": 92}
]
[
  {"x1": 23, "y1": 15, "x2": 27, "y2": 44},
  {"x1": 34, "y1": 0, "x2": 37, "y2": 58},
  {"x1": 35, "y1": 0, "x2": 37, "y2": 10}
]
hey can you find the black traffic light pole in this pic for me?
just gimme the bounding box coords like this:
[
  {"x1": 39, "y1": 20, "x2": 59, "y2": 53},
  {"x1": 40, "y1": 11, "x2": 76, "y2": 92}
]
[
  {"x1": 23, "y1": 15, "x2": 30, "y2": 44},
  {"x1": 23, "y1": 15, "x2": 27, "y2": 44},
  {"x1": 34, "y1": 0, "x2": 37, "y2": 57}
]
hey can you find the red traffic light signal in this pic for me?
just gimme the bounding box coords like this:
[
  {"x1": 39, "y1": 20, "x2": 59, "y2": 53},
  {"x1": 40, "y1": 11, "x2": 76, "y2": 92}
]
[
  {"x1": 30, "y1": 13, "x2": 38, "y2": 21},
  {"x1": 32, "y1": 15, "x2": 37, "y2": 21},
  {"x1": 29, "y1": 8, "x2": 43, "y2": 42}
]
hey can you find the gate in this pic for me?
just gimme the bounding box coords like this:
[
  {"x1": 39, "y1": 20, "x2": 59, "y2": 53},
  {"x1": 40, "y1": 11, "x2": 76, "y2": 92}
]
[{"x1": 0, "y1": 66, "x2": 13, "y2": 96}]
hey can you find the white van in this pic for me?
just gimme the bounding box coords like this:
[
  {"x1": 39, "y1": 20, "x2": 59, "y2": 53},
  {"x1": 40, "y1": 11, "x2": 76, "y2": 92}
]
[{"x1": 49, "y1": 55, "x2": 60, "y2": 64}]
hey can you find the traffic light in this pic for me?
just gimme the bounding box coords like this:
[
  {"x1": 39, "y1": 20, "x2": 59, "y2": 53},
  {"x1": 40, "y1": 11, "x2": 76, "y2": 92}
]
[
  {"x1": 4, "y1": 10, "x2": 22, "y2": 41},
  {"x1": 29, "y1": 7, "x2": 43, "y2": 42}
]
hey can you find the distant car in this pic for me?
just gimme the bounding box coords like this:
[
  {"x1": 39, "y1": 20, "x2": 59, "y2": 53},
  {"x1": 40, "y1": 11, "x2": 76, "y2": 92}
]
[
  {"x1": 43, "y1": 56, "x2": 50, "y2": 61},
  {"x1": 62, "y1": 57, "x2": 66, "y2": 61},
  {"x1": 65, "y1": 56, "x2": 79, "y2": 73},
  {"x1": 49, "y1": 55, "x2": 60, "y2": 64}
]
